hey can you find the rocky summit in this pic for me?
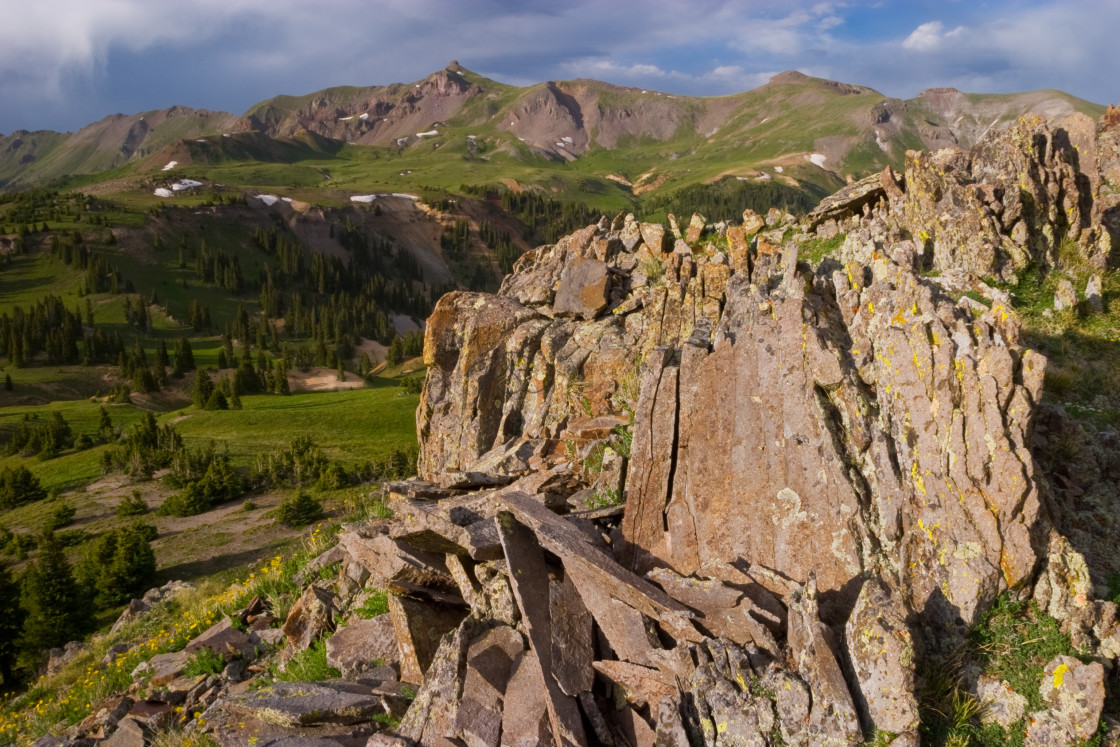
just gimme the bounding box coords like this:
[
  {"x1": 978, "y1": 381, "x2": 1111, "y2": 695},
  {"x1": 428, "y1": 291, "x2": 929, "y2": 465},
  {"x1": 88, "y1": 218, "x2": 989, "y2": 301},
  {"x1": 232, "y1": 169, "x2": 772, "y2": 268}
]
[{"x1": 28, "y1": 112, "x2": 1120, "y2": 746}]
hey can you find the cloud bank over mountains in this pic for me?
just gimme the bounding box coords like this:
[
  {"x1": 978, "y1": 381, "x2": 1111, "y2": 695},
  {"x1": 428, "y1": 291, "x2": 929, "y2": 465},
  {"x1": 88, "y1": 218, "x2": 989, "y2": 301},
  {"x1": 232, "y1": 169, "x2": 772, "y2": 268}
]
[{"x1": 1, "y1": 0, "x2": 1116, "y2": 134}]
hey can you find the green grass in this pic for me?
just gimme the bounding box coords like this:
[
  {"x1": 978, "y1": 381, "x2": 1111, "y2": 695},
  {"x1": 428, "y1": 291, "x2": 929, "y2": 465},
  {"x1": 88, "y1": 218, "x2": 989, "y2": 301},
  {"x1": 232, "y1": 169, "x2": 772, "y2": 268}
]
[
  {"x1": 0, "y1": 400, "x2": 150, "y2": 494},
  {"x1": 182, "y1": 647, "x2": 225, "y2": 677},
  {"x1": 271, "y1": 637, "x2": 340, "y2": 682},
  {"x1": 1000, "y1": 266, "x2": 1120, "y2": 424},
  {"x1": 917, "y1": 593, "x2": 1103, "y2": 746},
  {"x1": 0, "y1": 247, "x2": 84, "y2": 315},
  {"x1": 170, "y1": 387, "x2": 419, "y2": 468},
  {"x1": 353, "y1": 590, "x2": 390, "y2": 619},
  {"x1": 801, "y1": 233, "x2": 847, "y2": 265}
]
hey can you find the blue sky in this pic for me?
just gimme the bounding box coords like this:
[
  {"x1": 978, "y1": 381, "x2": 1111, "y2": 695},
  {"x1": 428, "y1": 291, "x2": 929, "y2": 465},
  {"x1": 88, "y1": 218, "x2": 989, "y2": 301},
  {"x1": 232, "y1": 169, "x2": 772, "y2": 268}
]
[{"x1": 1, "y1": 0, "x2": 1117, "y2": 135}]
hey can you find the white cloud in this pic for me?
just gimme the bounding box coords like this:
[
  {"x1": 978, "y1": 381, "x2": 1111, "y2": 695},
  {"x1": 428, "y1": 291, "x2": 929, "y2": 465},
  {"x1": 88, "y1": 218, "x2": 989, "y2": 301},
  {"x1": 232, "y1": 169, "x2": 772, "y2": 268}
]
[
  {"x1": 576, "y1": 61, "x2": 671, "y2": 79},
  {"x1": 901, "y1": 21, "x2": 965, "y2": 52}
]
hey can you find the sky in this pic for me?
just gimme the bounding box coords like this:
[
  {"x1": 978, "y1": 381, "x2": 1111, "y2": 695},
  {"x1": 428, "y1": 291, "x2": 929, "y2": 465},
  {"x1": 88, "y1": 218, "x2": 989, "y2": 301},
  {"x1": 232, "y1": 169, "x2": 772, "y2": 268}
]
[{"x1": 1, "y1": 0, "x2": 1117, "y2": 135}]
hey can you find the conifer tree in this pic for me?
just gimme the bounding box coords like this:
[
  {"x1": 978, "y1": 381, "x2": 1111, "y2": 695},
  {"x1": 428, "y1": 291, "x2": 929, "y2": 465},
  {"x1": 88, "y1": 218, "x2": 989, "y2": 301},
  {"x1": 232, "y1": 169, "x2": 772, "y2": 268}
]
[
  {"x1": 0, "y1": 562, "x2": 24, "y2": 685},
  {"x1": 156, "y1": 340, "x2": 170, "y2": 370},
  {"x1": 174, "y1": 337, "x2": 195, "y2": 372},
  {"x1": 98, "y1": 405, "x2": 113, "y2": 442},
  {"x1": 101, "y1": 526, "x2": 157, "y2": 606},
  {"x1": 191, "y1": 369, "x2": 214, "y2": 407},
  {"x1": 18, "y1": 532, "x2": 86, "y2": 666}
]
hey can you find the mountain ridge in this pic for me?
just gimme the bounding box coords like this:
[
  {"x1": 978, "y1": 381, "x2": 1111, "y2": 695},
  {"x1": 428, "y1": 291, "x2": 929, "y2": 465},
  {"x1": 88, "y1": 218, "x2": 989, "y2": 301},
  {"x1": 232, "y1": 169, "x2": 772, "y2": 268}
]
[{"x1": 0, "y1": 63, "x2": 1106, "y2": 195}]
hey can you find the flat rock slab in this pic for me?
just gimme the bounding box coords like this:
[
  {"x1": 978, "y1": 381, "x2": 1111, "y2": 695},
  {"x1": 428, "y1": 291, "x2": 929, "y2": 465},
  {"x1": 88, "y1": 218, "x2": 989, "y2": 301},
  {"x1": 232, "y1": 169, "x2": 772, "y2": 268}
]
[
  {"x1": 1025, "y1": 656, "x2": 1105, "y2": 745},
  {"x1": 220, "y1": 680, "x2": 383, "y2": 727},
  {"x1": 503, "y1": 492, "x2": 697, "y2": 644},
  {"x1": 185, "y1": 618, "x2": 256, "y2": 661},
  {"x1": 338, "y1": 528, "x2": 454, "y2": 589},
  {"x1": 131, "y1": 650, "x2": 190, "y2": 688},
  {"x1": 282, "y1": 585, "x2": 339, "y2": 653},
  {"x1": 500, "y1": 651, "x2": 553, "y2": 747},
  {"x1": 389, "y1": 595, "x2": 466, "y2": 684},
  {"x1": 554, "y1": 257, "x2": 609, "y2": 320},
  {"x1": 202, "y1": 701, "x2": 376, "y2": 747},
  {"x1": 326, "y1": 616, "x2": 400, "y2": 678},
  {"x1": 496, "y1": 511, "x2": 588, "y2": 746},
  {"x1": 101, "y1": 717, "x2": 155, "y2": 747}
]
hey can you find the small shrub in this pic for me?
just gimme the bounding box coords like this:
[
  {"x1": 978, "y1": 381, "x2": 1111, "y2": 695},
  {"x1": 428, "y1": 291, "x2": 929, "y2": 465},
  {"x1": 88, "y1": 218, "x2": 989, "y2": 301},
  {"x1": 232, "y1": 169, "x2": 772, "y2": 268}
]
[
  {"x1": 45, "y1": 502, "x2": 76, "y2": 531},
  {"x1": 117, "y1": 490, "x2": 148, "y2": 517},
  {"x1": 584, "y1": 488, "x2": 622, "y2": 510},
  {"x1": 640, "y1": 255, "x2": 665, "y2": 286},
  {"x1": 183, "y1": 647, "x2": 225, "y2": 677},
  {"x1": 240, "y1": 499, "x2": 257, "y2": 511},
  {"x1": 275, "y1": 490, "x2": 324, "y2": 527},
  {"x1": 158, "y1": 482, "x2": 212, "y2": 517}
]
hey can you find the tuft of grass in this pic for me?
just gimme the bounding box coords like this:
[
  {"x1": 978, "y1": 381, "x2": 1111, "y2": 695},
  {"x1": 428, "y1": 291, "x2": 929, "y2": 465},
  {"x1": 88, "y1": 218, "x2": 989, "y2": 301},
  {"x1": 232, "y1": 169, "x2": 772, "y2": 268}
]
[
  {"x1": 273, "y1": 637, "x2": 339, "y2": 682},
  {"x1": 969, "y1": 597, "x2": 1082, "y2": 714},
  {"x1": 584, "y1": 488, "x2": 622, "y2": 510},
  {"x1": 354, "y1": 590, "x2": 390, "y2": 619},
  {"x1": 917, "y1": 593, "x2": 1099, "y2": 746},
  {"x1": 801, "y1": 232, "x2": 846, "y2": 265},
  {"x1": 640, "y1": 254, "x2": 665, "y2": 286},
  {"x1": 182, "y1": 647, "x2": 225, "y2": 677}
]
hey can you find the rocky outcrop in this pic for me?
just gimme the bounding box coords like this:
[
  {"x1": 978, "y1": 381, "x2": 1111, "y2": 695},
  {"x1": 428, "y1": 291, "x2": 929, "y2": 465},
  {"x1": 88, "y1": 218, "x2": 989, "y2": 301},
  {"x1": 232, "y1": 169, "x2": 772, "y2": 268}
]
[
  {"x1": 810, "y1": 114, "x2": 1117, "y2": 281},
  {"x1": 389, "y1": 115, "x2": 1120, "y2": 740}
]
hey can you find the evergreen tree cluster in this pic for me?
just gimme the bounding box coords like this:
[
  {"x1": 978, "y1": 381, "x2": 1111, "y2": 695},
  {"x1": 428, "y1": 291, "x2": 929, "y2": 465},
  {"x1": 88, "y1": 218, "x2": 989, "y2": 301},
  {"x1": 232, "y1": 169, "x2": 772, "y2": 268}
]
[
  {"x1": 440, "y1": 218, "x2": 471, "y2": 260},
  {"x1": 0, "y1": 295, "x2": 84, "y2": 366},
  {"x1": 100, "y1": 412, "x2": 183, "y2": 478},
  {"x1": 0, "y1": 522, "x2": 158, "y2": 684},
  {"x1": 193, "y1": 240, "x2": 244, "y2": 292},
  {"x1": 640, "y1": 177, "x2": 824, "y2": 223},
  {"x1": 76, "y1": 523, "x2": 157, "y2": 607},
  {"x1": 385, "y1": 331, "x2": 423, "y2": 366},
  {"x1": 1, "y1": 411, "x2": 74, "y2": 460},
  {"x1": 0, "y1": 465, "x2": 46, "y2": 509},
  {"x1": 478, "y1": 219, "x2": 520, "y2": 273},
  {"x1": 458, "y1": 184, "x2": 596, "y2": 245}
]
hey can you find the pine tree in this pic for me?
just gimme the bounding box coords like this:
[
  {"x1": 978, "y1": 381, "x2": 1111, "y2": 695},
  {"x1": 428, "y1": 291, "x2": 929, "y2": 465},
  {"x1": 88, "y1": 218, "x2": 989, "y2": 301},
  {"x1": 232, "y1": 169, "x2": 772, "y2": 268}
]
[
  {"x1": 191, "y1": 369, "x2": 214, "y2": 408},
  {"x1": 156, "y1": 340, "x2": 170, "y2": 370},
  {"x1": 95, "y1": 408, "x2": 113, "y2": 444},
  {"x1": 0, "y1": 562, "x2": 25, "y2": 686},
  {"x1": 174, "y1": 337, "x2": 195, "y2": 372},
  {"x1": 101, "y1": 526, "x2": 157, "y2": 606},
  {"x1": 3, "y1": 374, "x2": 11, "y2": 391},
  {"x1": 204, "y1": 389, "x2": 228, "y2": 411},
  {"x1": 387, "y1": 335, "x2": 404, "y2": 366},
  {"x1": 18, "y1": 533, "x2": 86, "y2": 667}
]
